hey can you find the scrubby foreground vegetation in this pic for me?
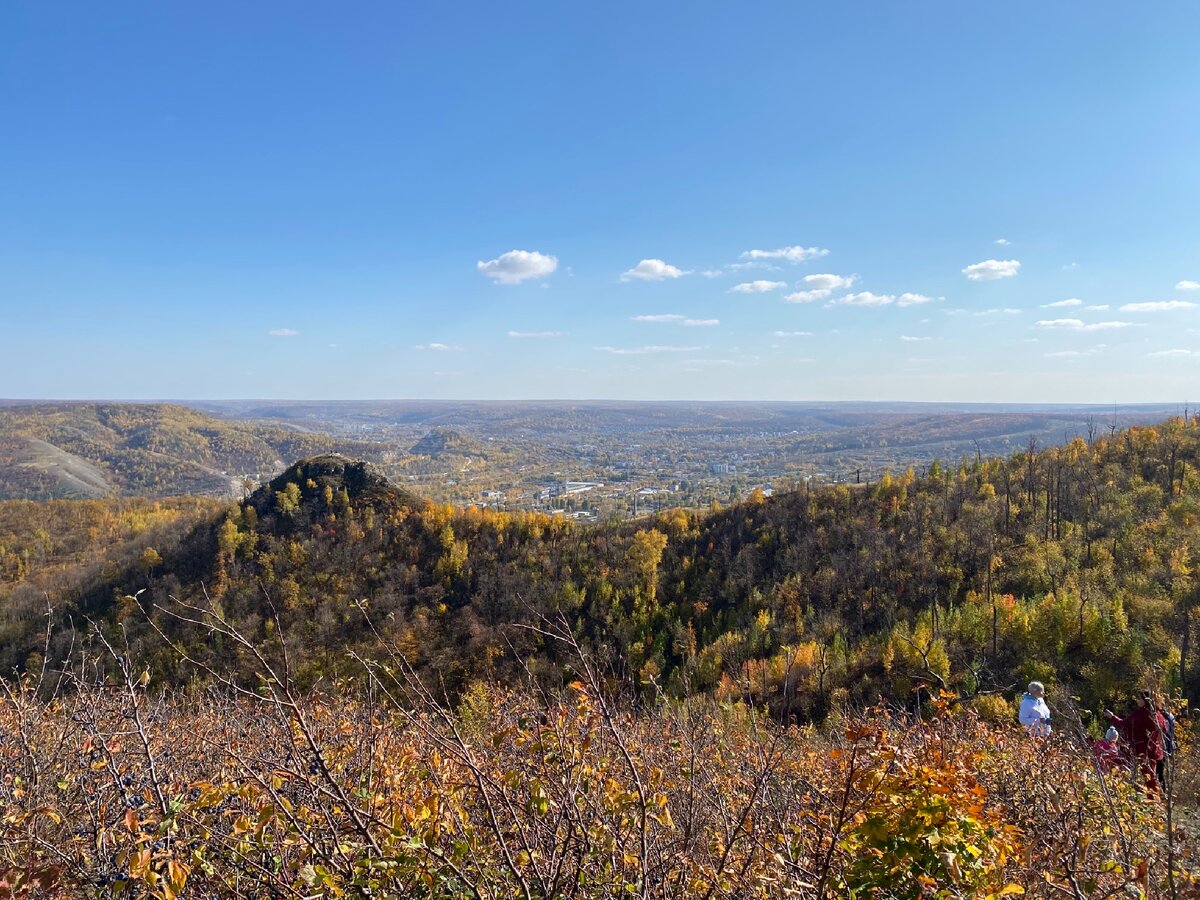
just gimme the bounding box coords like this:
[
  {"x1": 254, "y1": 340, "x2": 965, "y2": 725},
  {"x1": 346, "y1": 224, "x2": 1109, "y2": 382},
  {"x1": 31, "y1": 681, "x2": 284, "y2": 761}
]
[{"x1": 2, "y1": 626, "x2": 1197, "y2": 899}]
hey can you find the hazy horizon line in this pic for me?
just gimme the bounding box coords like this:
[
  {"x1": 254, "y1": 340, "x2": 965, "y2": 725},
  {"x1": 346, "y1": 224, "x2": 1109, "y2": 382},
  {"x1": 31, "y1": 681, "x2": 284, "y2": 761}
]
[{"x1": 1, "y1": 397, "x2": 1191, "y2": 410}]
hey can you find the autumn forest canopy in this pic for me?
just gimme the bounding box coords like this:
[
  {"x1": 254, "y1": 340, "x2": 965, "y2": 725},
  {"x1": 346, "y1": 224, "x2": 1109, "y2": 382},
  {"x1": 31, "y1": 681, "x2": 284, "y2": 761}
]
[{"x1": 4, "y1": 415, "x2": 1200, "y2": 720}]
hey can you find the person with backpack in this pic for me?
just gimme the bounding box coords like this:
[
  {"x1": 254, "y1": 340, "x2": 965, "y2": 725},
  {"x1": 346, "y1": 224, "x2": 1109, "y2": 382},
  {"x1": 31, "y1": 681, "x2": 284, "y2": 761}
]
[{"x1": 1018, "y1": 681, "x2": 1052, "y2": 736}]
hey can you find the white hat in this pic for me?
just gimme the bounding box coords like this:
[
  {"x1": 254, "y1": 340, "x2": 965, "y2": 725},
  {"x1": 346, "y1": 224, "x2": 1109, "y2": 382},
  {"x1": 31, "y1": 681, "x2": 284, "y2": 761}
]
[{"x1": 1105, "y1": 726, "x2": 1118, "y2": 742}]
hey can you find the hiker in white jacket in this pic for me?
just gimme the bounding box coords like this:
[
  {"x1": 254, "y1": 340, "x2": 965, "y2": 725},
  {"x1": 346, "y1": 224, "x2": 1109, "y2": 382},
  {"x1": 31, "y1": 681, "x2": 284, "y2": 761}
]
[{"x1": 1018, "y1": 681, "x2": 1052, "y2": 736}]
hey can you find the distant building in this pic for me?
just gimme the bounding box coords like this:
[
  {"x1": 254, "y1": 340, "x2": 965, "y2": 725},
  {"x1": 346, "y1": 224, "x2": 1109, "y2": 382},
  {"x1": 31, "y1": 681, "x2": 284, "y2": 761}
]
[{"x1": 536, "y1": 481, "x2": 604, "y2": 501}]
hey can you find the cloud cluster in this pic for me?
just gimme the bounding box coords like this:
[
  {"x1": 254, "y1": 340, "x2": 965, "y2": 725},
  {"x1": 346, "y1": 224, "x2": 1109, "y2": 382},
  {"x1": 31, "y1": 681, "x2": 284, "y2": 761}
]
[
  {"x1": 730, "y1": 280, "x2": 788, "y2": 293},
  {"x1": 1042, "y1": 298, "x2": 1083, "y2": 308},
  {"x1": 803, "y1": 273, "x2": 857, "y2": 291},
  {"x1": 416, "y1": 342, "x2": 465, "y2": 351},
  {"x1": 740, "y1": 245, "x2": 828, "y2": 263},
  {"x1": 621, "y1": 259, "x2": 688, "y2": 281},
  {"x1": 268, "y1": 328, "x2": 299, "y2": 337},
  {"x1": 477, "y1": 249, "x2": 558, "y2": 284},
  {"x1": 1176, "y1": 280, "x2": 1199, "y2": 291},
  {"x1": 962, "y1": 259, "x2": 1021, "y2": 281},
  {"x1": 792, "y1": 288, "x2": 933, "y2": 308},
  {"x1": 784, "y1": 273, "x2": 859, "y2": 303},
  {"x1": 772, "y1": 330, "x2": 813, "y2": 337}
]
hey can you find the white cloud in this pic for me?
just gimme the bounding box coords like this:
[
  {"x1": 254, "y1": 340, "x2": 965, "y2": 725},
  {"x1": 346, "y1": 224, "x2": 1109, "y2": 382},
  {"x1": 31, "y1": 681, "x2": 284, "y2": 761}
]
[
  {"x1": 784, "y1": 289, "x2": 830, "y2": 304},
  {"x1": 416, "y1": 342, "x2": 465, "y2": 351},
  {"x1": 728, "y1": 260, "x2": 781, "y2": 272},
  {"x1": 701, "y1": 260, "x2": 786, "y2": 277},
  {"x1": 268, "y1": 328, "x2": 299, "y2": 337},
  {"x1": 801, "y1": 273, "x2": 857, "y2": 291},
  {"x1": 620, "y1": 258, "x2": 688, "y2": 281},
  {"x1": 1084, "y1": 305, "x2": 1109, "y2": 311},
  {"x1": 1042, "y1": 298, "x2": 1083, "y2": 308},
  {"x1": 1062, "y1": 262, "x2": 1079, "y2": 270},
  {"x1": 1035, "y1": 319, "x2": 1135, "y2": 331},
  {"x1": 740, "y1": 245, "x2": 829, "y2": 263},
  {"x1": 900, "y1": 335, "x2": 930, "y2": 342},
  {"x1": 1175, "y1": 280, "x2": 1200, "y2": 291},
  {"x1": 973, "y1": 308, "x2": 1021, "y2": 316},
  {"x1": 962, "y1": 259, "x2": 1021, "y2": 281},
  {"x1": 1119, "y1": 300, "x2": 1198, "y2": 312},
  {"x1": 995, "y1": 238, "x2": 1011, "y2": 246},
  {"x1": 783, "y1": 274, "x2": 867, "y2": 304},
  {"x1": 633, "y1": 314, "x2": 685, "y2": 323},
  {"x1": 1148, "y1": 349, "x2": 1197, "y2": 358},
  {"x1": 833, "y1": 291, "x2": 894, "y2": 307},
  {"x1": 772, "y1": 330, "x2": 813, "y2": 337},
  {"x1": 594, "y1": 345, "x2": 703, "y2": 355},
  {"x1": 730, "y1": 280, "x2": 788, "y2": 293},
  {"x1": 477, "y1": 249, "x2": 558, "y2": 284},
  {"x1": 897, "y1": 293, "x2": 935, "y2": 307},
  {"x1": 1045, "y1": 348, "x2": 1103, "y2": 358},
  {"x1": 633, "y1": 314, "x2": 719, "y2": 326},
  {"x1": 507, "y1": 330, "x2": 563, "y2": 338}
]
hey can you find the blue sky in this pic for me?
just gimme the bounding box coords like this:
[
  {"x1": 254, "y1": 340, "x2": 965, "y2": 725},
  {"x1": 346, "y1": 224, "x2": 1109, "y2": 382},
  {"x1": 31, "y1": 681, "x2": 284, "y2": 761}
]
[{"x1": 2, "y1": 2, "x2": 1198, "y2": 402}]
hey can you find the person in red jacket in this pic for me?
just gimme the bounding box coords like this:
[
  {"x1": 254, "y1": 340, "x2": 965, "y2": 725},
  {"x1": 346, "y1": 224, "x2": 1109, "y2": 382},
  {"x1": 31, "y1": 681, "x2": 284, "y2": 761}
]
[
  {"x1": 1106, "y1": 691, "x2": 1167, "y2": 793},
  {"x1": 1092, "y1": 726, "x2": 1122, "y2": 774}
]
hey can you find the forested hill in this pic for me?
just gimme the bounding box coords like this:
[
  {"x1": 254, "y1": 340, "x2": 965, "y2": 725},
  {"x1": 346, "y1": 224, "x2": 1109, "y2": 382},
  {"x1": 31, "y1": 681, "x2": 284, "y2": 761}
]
[
  {"x1": 0, "y1": 402, "x2": 386, "y2": 500},
  {"x1": 3, "y1": 418, "x2": 1200, "y2": 722}
]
